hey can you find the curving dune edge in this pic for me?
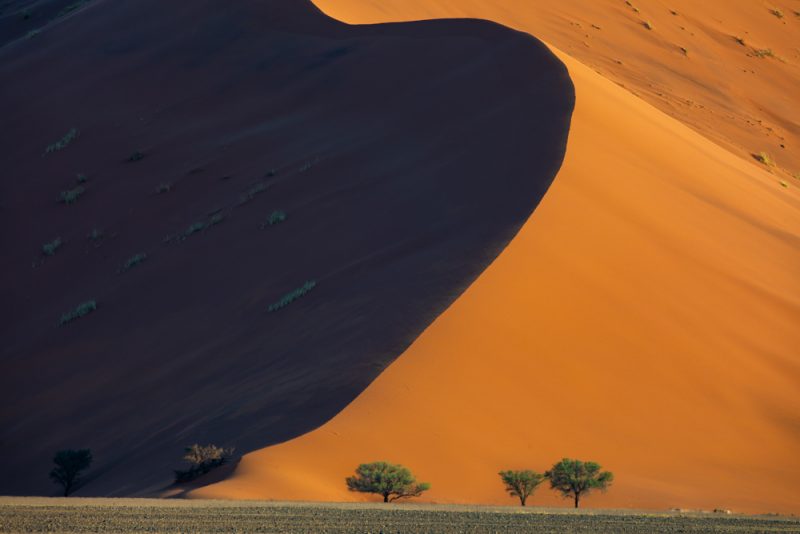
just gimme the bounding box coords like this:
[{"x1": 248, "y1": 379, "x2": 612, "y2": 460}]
[{"x1": 192, "y1": 1, "x2": 800, "y2": 514}]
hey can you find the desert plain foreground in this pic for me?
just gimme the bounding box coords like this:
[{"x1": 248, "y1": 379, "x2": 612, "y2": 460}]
[{"x1": 1, "y1": 498, "x2": 799, "y2": 534}]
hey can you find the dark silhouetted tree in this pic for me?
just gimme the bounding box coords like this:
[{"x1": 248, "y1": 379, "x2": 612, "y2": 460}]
[
  {"x1": 545, "y1": 458, "x2": 613, "y2": 508},
  {"x1": 499, "y1": 470, "x2": 545, "y2": 506},
  {"x1": 174, "y1": 444, "x2": 234, "y2": 483},
  {"x1": 345, "y1": 461, "x2": 430, "y2": 503},
  {"x1": 49, "y1": 449, "x2": 92, "y2": 496}
]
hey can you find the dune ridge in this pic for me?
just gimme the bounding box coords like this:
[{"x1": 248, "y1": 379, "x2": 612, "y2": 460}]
[
  {"x1": 193, "y1": 1, "x2": 800, "y2": 514},
  {"x1": 0, "y1": 0, "x2": 573, "y2": 495}
]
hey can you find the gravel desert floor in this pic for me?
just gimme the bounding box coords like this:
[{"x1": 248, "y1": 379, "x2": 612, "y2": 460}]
[{"x1": 1, "y1": 498, "x2": 798, "y2": 533}]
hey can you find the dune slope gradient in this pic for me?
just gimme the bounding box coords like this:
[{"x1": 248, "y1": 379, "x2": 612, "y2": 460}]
[
  {"x1": 0, "y1": 0, "x2": 573, "y2": 495},
  {"x1": 194, "y1": 0, "x2": 800, "y2": 514}
]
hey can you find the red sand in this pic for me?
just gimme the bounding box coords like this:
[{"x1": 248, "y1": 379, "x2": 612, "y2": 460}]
[{"x1": 195, "y1": 0, "x2": 800, "y2": 514}]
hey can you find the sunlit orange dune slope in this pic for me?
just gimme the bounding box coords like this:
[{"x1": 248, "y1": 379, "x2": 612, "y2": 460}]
[
  {"x1": 311, "y1": 0, "x2": 800, "y2": 180},
  {"x1": 192, "y1": 2, "x2": 800, "y2": 514}
]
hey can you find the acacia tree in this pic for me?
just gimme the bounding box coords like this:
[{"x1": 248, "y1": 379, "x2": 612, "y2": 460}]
[
  {"x1": 545, "y1": 458, "x2": 613, "y2": 508},
  {"x1": 49, "y1": 449, "x2": 92, "y2": 496},
  {"x1": 345, "y1": 462, "x2": 430, "y2": 503},
  {"x1": 498, "y1": 470, "x2": 544, "y2": 506}
]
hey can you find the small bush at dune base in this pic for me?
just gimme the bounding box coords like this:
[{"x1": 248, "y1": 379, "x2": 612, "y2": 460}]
[
  {"x1": 545, "y1": 458, "x2": 614, "y2": 508},
  {"x1": 174, "y1": 444, "x2": 234, "y2": 483},
  {"x1": 499, "y1": 470, "x2": 545, "y2": 507},
  {"x1": 346, "y1": 462, "x2": 430, "y2": 503},
  {"x1": 49, "y1": 449, "x2": 92, "y2": 496}
]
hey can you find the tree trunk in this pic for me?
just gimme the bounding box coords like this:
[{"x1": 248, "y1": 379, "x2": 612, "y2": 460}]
[
  {"x1": 574, "y1": 493, "x2": 580, "y2": 508},
  {"x1": 520, "y1": 496, "x2": 526, "y2": 507},
  {"x1": 383, "y1": 494, "x2": 389, "y2": 503}
]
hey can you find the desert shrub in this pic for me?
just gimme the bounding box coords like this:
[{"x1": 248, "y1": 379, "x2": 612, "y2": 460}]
[
  {"x1": 42, "y1": 238, "x2": 62, "y2": 256},
  {"x1": 76, "y1": 173, "x2": 88, "y2": 184},
  {"x1": 58, "y1": 0, "x2": 91, "y2": 18},
  {"x1": 545, "y1": 458, "x2": 613, "y2": 508},
  {"x1": 268, "y1": 280, "x2": 316, "y2": 312},
  {"x1": 59, "y1": 186, "x2": 85, "y2": 204},
  {"x1": 155, "y1": 183, "x2": 172, "y2": 194},
  {"x1": 185, "y1": 221, "x2": 206, "y2": 236},
  {"x1": 499, "y1": 470, "x2": 545, "y2": 507},
  {"x1": 209, "y1": 212, "x2": 224, "y2": 226},
  {"x1": 261, "y1": 210, "x2": 287, "y2": 228},
  {"x1": 643, "y1": 21, "x2": 653, "y2": 30},
  {"x1": 49, "y1": 449, "x2": 92, "y2": 496},
  {"x1": 346, "y1": 462, "x2": 430, "y2": 503},
  {"x1": 754, "y1": 48, "x2": 776, "y2": 58},
  {"x1": 238, "y1": 183, "x2": 267, "y2": 205},
  {"x1": 770, "y1": 8, "x2": 784, "y2": 18},
  {"x1": 26, "y1": 29, "x2": 41, "y2": 39},
  {"x1": 754, "y1": 152, "x2": 775, "y2": 166},
  {"x1": 120, "y1": 253, "x2": 147, "y2": 273},
  {"x1": 128, "y1": 151, "x2": 145, "y2": 162},
  {"x1": 59, "y1": 300, "x2": 97, "y2": 326},
  {"x1": 734, "y1": 36, "x2": 746, "y2": 46},
  {"x1": 174, "y1": 444, "x2": 234, "y2": 483},
  {"x1": 44, "y1": 128, "x2": 78, "y2": 154}
]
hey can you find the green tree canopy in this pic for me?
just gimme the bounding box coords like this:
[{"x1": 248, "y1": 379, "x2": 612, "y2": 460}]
[
  {"x1": 545, "y1": 458, "x2": 613, "y2": 508},
  {"x1": 49, "y1": 449, "x2": 92, "y2": 496},
  {"x1": 345, "y1": 461, "x2": 430, "y2": 503},
  {"x1": 498, "y1": 470, "x2": 545, "y2": 506}
]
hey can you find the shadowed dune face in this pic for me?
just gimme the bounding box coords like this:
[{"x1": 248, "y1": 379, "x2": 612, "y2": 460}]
[
  {"x1": 194, "y1": 1, "x2": 800, "y2": 514},
  {"x1": 0, "y1": 1, "x2": 574, "y2": 495},
  {"x1": 315, "y1": 0, "x2": 800, "y2": 180}
]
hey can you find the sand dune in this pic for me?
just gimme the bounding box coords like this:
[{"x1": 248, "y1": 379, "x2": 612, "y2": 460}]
[
  {"x1": 0, "y1": 1, "x2": 572, "y2": 495},
  {"x1": 314, "y1": 0, "x2": 800, "y2": 181},
  {"x1": 193, "y1": 1, "x2": 800, "y2": 514}
]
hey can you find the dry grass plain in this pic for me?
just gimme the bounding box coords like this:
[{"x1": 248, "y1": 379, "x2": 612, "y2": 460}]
[{"x1": 1, "y1": 498, "x2": 798, "y2": 533}]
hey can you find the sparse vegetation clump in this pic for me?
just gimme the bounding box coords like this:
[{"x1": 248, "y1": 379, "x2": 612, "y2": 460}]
[
  {"x1": 545, "y1": 458, "x2": 614, "y2": 508},
  {"x1": 59, "y1": 186, "x2": 85, "y2": 205},
  {"x1": 346, "y1": 462, "x2": 430, "y2": 503},
  {"x1": 209, "y1": 212, "x2": 224, "y2": 226},
  {"x1": 174, "y1": 444, "x2": 234, "y2": 483},
  {"x1": 261, "y1": 210, "x2": 287, "y2": 228},
  {"x1": 184, "y1": 221, "x2": 206, "y2": 236},
  {"x1": 58, "y1": 0, "x2": 92, "y2": 18},
  {"x1": 238, "y1": 183, "x2": 267, "y2": 205},
  {"x1": 120, "y1": 253, "x2": 147, "y2": 273},
  {"x1": 734, "y1": 36, "x2": 746, "y2": 46},
  {"x1": 76, "y1": 173, "x2": 88, "y2": 184},
  {"x1": 49, "y1": 449, "x2": 92, "y2": 496},
  {"x1": 499, "y1": 470, "x2": 545, "y2": 507},
  {"x1": 770, "y1": 8, "x2": 784, "y2": 19},
  {"x1": 753, "y1": 151, "x2": 775, "y2": 166},
  {"x1": 44, "y1": 128, "x2": 78, "y2": 154},
  {"x1": 155, "y1": 183, "x2": 172, "y2": 194},
  {"x1": 59, "y1": 301, "x2": 97, "y2": 326},
  {"x1": 128, "y1": 151, "x2": 145, "y2": 162},
  {"x1": 268, "y1": 280, "x2": 316, "y2": 312},
  {"x1": 643, "y1": 21, "x2": 653, "y2": 30},
  {"x1": 42, "y1": 238, "x2": 63, "y2": 256}
]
